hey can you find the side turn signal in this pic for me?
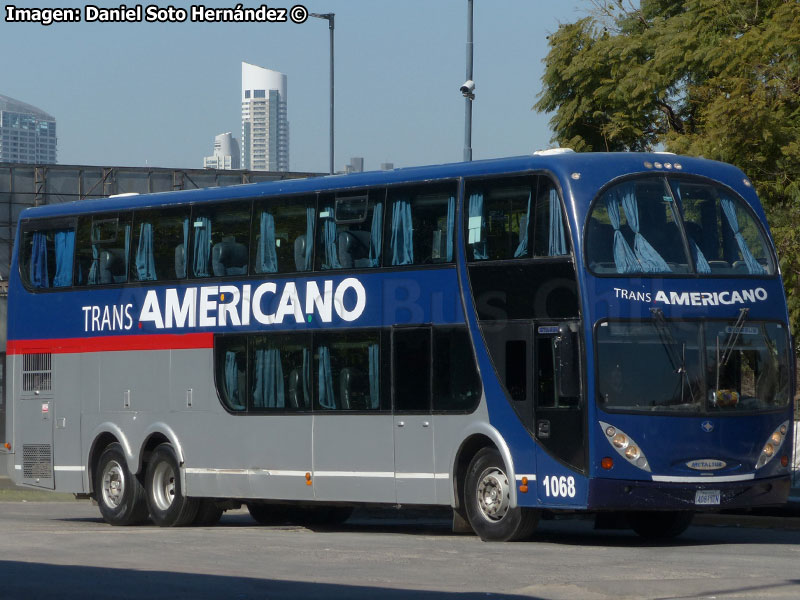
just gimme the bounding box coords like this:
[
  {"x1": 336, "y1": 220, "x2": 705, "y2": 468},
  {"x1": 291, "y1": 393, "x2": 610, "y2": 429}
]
[
  {"x1": 3, "y1": 442, "x2": 10, "y2": 451},
  {"x1": 305, "y1": 472, "x2": 312, "y2": 486},
  {"x1": 601, "y1": 457, "x2": 614, "y2": 470},
  {"x1": 519, "y1": 476, "x2": 528, "y2": 493}
]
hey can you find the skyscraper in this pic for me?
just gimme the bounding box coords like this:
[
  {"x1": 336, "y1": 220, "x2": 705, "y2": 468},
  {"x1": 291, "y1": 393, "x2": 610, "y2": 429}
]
[
  {"x1": 0, "y1": 94, "x2": 57, "y2": 164},
  {"x1": 241, "y1": 62, "x2": 289, "y2": 172},
  {"x1": 203, "y1": 132, "x2": 240, "y2": 170}
]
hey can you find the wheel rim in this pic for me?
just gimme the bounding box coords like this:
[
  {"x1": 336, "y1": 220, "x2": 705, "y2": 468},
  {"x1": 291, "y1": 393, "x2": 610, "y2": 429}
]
[
  {"x1": 101, "y1": 460, "x2": 125, "y2": 509},
  {"x1": 476, "y1": 467, "x2": 510, "y2": 522},
  {"x1": 151, "y1": 461, "x2": 176, "y2": 511}
]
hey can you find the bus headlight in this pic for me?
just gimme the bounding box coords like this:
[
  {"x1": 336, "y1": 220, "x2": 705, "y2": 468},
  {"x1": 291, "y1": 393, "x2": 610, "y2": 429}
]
[
  {"x1": 756, "y1": 420, "x2": 790, "y2": 470},
  {"x1": 599, "y1": 421, "x2": 651, "y2": 472}
]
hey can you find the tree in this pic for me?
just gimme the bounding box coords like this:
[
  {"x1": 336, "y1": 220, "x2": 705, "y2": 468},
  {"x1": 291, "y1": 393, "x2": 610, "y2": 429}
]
[{"x1": 535, "y1": 0, "x2": 800, "y2": 335}]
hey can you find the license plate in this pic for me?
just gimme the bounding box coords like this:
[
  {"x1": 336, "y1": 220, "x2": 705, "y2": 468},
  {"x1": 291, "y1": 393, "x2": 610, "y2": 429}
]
[{"x1": 695, "y1": 490, "x2": 721, "y2": 506}]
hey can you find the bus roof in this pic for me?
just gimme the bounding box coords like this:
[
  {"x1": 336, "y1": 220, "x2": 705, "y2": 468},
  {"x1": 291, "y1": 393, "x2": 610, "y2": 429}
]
[{"x1": 20, "y1": 152, "x2": 751, "y2": 221}]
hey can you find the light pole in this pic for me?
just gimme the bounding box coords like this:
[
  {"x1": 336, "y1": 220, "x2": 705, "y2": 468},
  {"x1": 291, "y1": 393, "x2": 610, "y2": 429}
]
[
  {"x1": 310, "y1": 12, "x2": 335, "y2": 174},
  {"x1": 461, "y1": 0, "x2": 474, "y2": 162}
]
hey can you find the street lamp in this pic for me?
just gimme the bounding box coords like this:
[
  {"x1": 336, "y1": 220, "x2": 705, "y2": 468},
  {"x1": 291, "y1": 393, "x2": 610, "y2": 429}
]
[
  {"x1": 310, "y1": 12, "x2": 335, "y2": 174},
  {"x1": 461, "y1": 0, "x2": 474, "y2": 162}
]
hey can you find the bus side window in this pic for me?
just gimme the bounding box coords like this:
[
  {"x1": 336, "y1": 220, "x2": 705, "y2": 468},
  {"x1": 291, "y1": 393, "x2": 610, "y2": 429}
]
[
  {"x1": 131, "y1": 207, "x2": 191, "y2": 281},
  {"x1": 22, "y1": 225, "x2": 76, "y2": 289},
  {"x1": 388, "y1": 185, "x2": 456, "y2": 266},
  {"x1": 317, "y1": 189, "x2": 385, "y2": 270},
  {"x1": 250, "y1": 333, "x2": 312, "y2": 411},
  {"x1": 465, "y1": 177, "x2": 535, "y2": 261},
  {"x1": 251, "y1": 195, "x2": 316, "y2": 274},
  {"x1": 74, "y1": 214, "x2": 131, "y2": 286},
  {"x1": 216, "y1": 336, "x2": 247, "y2": 412},
  {"x1": 432, "y1": 326, "x2": 481, "y2": 412},
  {"x1": 315, "y1": 330, "x2": 381, "y2": 411},
  {"x1": 191, "y1": 201, "x2": 251, "y2": 279}
]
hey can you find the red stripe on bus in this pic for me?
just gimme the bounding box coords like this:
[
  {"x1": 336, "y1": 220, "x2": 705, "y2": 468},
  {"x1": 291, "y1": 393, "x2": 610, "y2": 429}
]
[{"x1": 6, "y1": 333, "x2": 215, "y2": 355}]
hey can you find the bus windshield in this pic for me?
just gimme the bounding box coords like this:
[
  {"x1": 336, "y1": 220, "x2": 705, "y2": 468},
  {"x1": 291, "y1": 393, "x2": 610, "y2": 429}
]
[
  {"x1": 586, "y1": 177, "x2": 774, "y2": 276},
  {"x1": 596, "y1": 320, "x2": 790, "y2": 414}
]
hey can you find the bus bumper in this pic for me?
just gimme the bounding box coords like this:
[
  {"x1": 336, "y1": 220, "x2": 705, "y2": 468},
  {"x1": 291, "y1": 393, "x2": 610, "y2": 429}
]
[{"x1": 587, "y1": 475, "x2": 791, "y2": 511}]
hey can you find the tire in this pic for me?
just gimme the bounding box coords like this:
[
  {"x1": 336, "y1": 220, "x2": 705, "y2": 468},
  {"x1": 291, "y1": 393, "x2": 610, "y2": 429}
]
[
  {"x1": 247, "y1": 502, "x2": 292, "y2": 525},
  {"x1": 464, "y1": 448, "x2": 539, "y2": 542},
  {"x1": 95, "y1": 442, "x2": 149, "y2": 526},
  {"x1": 628, "y1": 511, "x2": 694, "y2": 540},
  {"x1": 193, "y1": 500, "x2": 223, "y2": 526},
  {"x1": 145, "y1": 444, "x2": 199, "y2": 527}
]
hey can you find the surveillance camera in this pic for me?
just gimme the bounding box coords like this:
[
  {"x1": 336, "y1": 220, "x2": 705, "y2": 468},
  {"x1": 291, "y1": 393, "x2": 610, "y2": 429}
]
[{"x1": 460, "y1": 80, "x2": 475, "y2": 96}]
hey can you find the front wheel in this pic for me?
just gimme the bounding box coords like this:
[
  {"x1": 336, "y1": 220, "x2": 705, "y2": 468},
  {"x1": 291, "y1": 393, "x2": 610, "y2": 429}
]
[
  {"x1": 628, "y1": 511, "x2": 694, "y2": 540},
  {"x1": 145, "y1": 444, "x2": 199, "y2": 527},
  {"x1": 464, "y1": 448, "x2": 538, "y2": 542},
  {"x1": 95, "y1": 443, "x2": 148, "y2": 526}
]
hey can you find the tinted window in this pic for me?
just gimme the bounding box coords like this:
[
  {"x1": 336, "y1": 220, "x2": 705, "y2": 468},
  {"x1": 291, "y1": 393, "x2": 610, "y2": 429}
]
[
  {"x1": 191, "y1": 201, "x2": 250, "y2": 278},
  {"x1": 393, "y1": 328, "x2": 431, "y2": 412},
  {"x1": 466, "y1": 179, "x2": 533, "y2": 261},
  {"x1": 315, "y1": 330, "x2": 381, "y2": 410},
  {"x1": 317, "y1": 190, "x2": 385, "y2": 270},
  {"x1": 433, "y1": 327, "x2": 482, "y2": 411},
  {"x1": 217, "y1": 336, "x2": 247, "y2": 412},
  {"x1": 21, "y1": 224, "x2": 76, "y2": 289},
  {"x1": 388, "y1": 184, "x2": 456, "y2": 265},
  {"x1": 250, "y1": 333, "x2": 312, "y2": 411},
  {"x1": 586, "y1": 178, "x2": 687, "y2": 275},
  {"x1": 671, "y1": 179, "x2": 774, "y2": 275},
  {"x1": 74, "y1": 214, "x2": 131, "y2": 285},
  {"x1": 130, "y1": 206, "x2": 191, "y2": 282},
  {"x1": 251, "y1": 195, "x2": 316, "y2": 274}
]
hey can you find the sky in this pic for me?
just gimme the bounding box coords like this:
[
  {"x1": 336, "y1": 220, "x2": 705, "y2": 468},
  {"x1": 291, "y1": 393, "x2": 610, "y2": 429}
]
[{"x1": 1, "y1": 0, "x2": 588, "y2": 173}]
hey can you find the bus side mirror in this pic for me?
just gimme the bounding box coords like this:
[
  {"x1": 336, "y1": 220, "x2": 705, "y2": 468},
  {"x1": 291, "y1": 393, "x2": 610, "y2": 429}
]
[{"x1": 556, "y1": 323, "x2": 580, "y2": 398}]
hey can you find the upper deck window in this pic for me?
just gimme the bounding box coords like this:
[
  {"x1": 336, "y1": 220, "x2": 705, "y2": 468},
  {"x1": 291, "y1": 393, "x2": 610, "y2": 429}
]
[
  {"x1": 586, "y1": 177, "x2": 774, "y2": 276},
  {"x1": 21, "y1": 224, "x2": 75, "y2": 289}
]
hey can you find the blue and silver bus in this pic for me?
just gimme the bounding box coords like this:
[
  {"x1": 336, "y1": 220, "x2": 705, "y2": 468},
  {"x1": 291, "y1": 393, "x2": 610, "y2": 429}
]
[{"x1": 1, "y1": 152, "x2": 793, "y2": 540}]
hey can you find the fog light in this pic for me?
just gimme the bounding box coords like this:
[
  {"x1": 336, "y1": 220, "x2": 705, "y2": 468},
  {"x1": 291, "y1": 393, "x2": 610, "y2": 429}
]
[
  {"x1": 601, "y1": 457, "x2": 614, "y2": 470},
  {"x1": 612, "y1": 433, "x2": 628, "y2": 449}
]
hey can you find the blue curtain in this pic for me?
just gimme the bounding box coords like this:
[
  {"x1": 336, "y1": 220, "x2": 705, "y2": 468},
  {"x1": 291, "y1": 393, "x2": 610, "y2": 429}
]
[
  {"x1": 317, "y1": 346, "x2": 335, "y2": 409},
  {"x1": 52, "y1": 230, "x2": 74, "y2": 288},
  {"x1": 253, "y1": 348, "x2": 285, "y2": 408},
  {"x1": 391, "y1": 198, "x2": 414, "y2": 265},
  {"x1": 256, "y1": 211, "x2": 279, "y2": 273},
  {"x1": 368, "y1": 201, "x2": 383, "y2": 267},
  {"x1": 514, "y1": 191, "x2": 532, "y2": 258},
  {"x1": 88, "y1": 223, "x2": 99, "y2": 285},
  {"x1": 322, "y1": 207, "x2": 341, "y2": 269},
  {"x1": 605, "y1": 192, "x2": 639, "y2": 273},
  {"x1": 368, "y1": 343, "x2": 379, "y2": 409},
  {"x1": 193, "y1": 216, "x2": 212, "y2": 277},
  {"x1": 548, "y1": 188, "x2": 568, "y2": 256},
  {"x1": 720, "y1": 196, "x2": 763, "y2": 274},
  {"x1": 302, "y1": 347, "x2": 311, "y2": 407},
  {"x1": 225, "y1": 351, "x2": 244, "y2": 410},
  {"x1": 302, "y1": 208, "x2": 315, "y2": 271},
  {"x1": 468, "y1": 193, "x2": 488, "y2": 260},
  {"x1": 30, "y1": 232, "x2": 49, "y2": 288},
  {"x1": 619, "y1": 183, "x2": 670, "y2": 273},
  {"x1": 445, "y1": 195, "x2": 455, "y2": 262},
  {"x1": 136, "y1": 223, "x2": 157, "y2": 281}
]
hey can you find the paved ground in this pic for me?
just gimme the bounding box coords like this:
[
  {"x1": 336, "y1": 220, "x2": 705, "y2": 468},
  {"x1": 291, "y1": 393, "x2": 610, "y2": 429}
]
[{"x1": 3, "y1": 500, "x2": 800, "y2": 599}]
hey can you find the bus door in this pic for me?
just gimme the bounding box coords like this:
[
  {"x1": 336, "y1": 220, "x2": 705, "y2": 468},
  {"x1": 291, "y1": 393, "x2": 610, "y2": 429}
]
[
  {"x1": 481, "y1": 322, "x2": 535, "y2": 431},
  {"x1": 18, "y1": 353, "x2": 55, "y2": 489},
  {"x1": 533, "y1": 323, "x2": 585, "y2": 472},
  {"x1": 391, "y1": 326, "x2": 436, "y2": 504}
]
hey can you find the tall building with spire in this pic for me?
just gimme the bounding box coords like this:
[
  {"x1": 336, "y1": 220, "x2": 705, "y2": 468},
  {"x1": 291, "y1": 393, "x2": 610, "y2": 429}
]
[
  {"x1": 0, "y1": 94, "x2": 57, "y2": 164},
  {"x1": 241, "y1": 62, "x2": 289, "y2": 172}
]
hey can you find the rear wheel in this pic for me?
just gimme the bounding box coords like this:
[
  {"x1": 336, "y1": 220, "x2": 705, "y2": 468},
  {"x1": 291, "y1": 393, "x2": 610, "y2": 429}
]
[
  {"x1": 145, "y1": 444, "x2": 199, "y2": 527},
  {"x1": 95, "y1": 443, "x2": 148, "y2": 526},
  {"x1": 193, "y1": 500, "x2": 224, "y2": 526},
  {"x1": 628, "y1": 511, "x2": 694, "y2": 540},
  {"x1": 464, "y1": 448, "x2": 538, "y2": 542}
]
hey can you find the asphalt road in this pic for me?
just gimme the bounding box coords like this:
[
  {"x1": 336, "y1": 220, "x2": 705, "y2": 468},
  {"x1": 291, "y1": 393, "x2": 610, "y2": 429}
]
[{"x1": 2, "y1": 500, "x2": 800, "y2": 600}]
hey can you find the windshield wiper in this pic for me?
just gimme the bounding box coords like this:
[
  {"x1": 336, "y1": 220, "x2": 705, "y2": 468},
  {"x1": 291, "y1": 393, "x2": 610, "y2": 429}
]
[
  {"x1": 650, "y1": 307, "x2": 696, "y2": 405},
  {"x1": 715, "y1": 307, "x2": 749, "y2": 398}
]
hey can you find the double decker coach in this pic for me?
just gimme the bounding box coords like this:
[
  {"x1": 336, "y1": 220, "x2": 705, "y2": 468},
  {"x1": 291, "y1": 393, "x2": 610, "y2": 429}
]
[{"x1": 2, "y1": 151, "x2": 793, "y2": 540}]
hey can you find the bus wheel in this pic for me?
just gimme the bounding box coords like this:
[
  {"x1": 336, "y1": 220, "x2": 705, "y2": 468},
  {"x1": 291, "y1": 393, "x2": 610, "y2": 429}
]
[
  {"x1": 628, "y1": 511, "x2": 694, "y2": 540},
  {"x1": 145, "y1": 444, "x2": 199, "y2": 527},
  {"x1": 95, "y1": 443, "x2": 148, "y2": 526},
  {"x1": 464, "y1": 448, "x2": 538, "y2": 542},
  {"x1": 193, "y1": 500, "x2": 223, "y2": 526}
]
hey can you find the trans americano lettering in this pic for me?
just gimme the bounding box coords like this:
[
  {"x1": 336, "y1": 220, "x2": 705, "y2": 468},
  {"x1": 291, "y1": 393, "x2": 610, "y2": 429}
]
[{"x1": 613, "y1": 286, "x2": 768, "y2": 307}]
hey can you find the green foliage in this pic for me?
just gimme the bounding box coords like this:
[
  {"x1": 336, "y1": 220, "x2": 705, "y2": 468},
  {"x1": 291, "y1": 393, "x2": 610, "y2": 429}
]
[{"x1": 536, "y1": 0, "x2": 800, "y2": 336}]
